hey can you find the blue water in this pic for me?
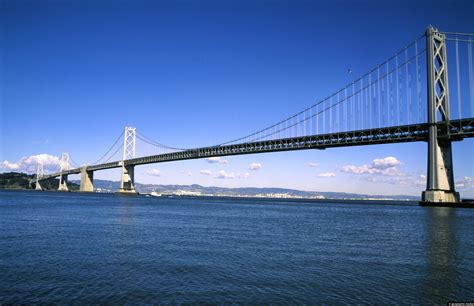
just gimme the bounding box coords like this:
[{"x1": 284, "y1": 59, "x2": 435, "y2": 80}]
[{"x1": 1, "y1": 190, "x2": 473, "y2": 303}]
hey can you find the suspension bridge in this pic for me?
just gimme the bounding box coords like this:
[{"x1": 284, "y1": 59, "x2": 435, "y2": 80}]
[{"x1": 32, "y1": 26, "x2": 474, "y2": 204}]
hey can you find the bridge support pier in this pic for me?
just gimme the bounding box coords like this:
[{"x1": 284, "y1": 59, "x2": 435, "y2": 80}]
[
  {"x1": 422, "y1": 141, "x2": 460, "y2": 203},
  {"x1": 421, "y1": 26, "x2": 460, "y2": 204},
  {"x1": 118, "y1": 164, "x2": 137, "y2": 194},
  {"x1": 80, "y1": 167, "x2": 94, "y2": 192},
  {"x1": 58, "y1": 174, "x2": 69, "y2": 192}
]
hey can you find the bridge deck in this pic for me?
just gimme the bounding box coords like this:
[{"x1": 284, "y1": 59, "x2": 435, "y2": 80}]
[{"x1": 39, "y1": 118, "x2": 474, "y2": 181}]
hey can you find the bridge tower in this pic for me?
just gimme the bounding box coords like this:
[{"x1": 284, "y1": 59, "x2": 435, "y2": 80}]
[
  {"x1": 119, "y1": 127, "x2": 137, "y2": 194},
  {"x1": 35, "y1": 163, "x2": 43, "y2": 190},
  {"x1": 58, "y1": 153, "x2": 70, "y2": 192},
  {"x1": 422, "y1": 26, "x2": 460, "y2": 203}
]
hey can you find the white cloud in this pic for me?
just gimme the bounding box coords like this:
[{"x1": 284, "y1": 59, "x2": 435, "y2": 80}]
[
  {"x1": 308, "y1": 162, "x2": 319, "y2": 167},
  {"x1": 341, "y1": 156, "x2": 403, "y2": 177},
  {"x1": 363, "y1": 172, "x2": 426, "y2": 187},
  {"x1": 456, "y1": 176, "x2": 474, "y2": 190},
  {"x1": 216, "y1": 170, "x2": 235, "y2": 179},
  {"x1": 341, "y1": 164, "x2": 375, "y2": 174},
  {"x1": 206, "y1": 157, "x2": 228, "y2": 164},
  {"x1": 372, "y1": 156, "x2": 401, "y2": 169},
  {"x1": 377, "y1": 175, "x2": 472, "y2": 191},
  {"x1": 146, "y1": 169, "x2": 161, "y2": 177},
  {"x1": 380, "y1": 167, "x2": 402, "y2": 177},
  {"x1": 200, "y1": 170, "x2": 212, "y2": 176},
  {"x1": 1, "y1": 160, "x2": 21, "y2": 171},
  {"x1": 1, "y1": 154, "x2": 60, "y2": 173},
  {"x1": 240, "y1": 172, "x2": 251, "y2": 179},
  {"x1": 317, "y1": 172, "x2": 336, "y2": 177},
  {"x1": 248, "y1": 162, "x2": 262, "y2": 170},
  {"x1": 186, "y1": 171, "x2": 193, "y2": 176}
]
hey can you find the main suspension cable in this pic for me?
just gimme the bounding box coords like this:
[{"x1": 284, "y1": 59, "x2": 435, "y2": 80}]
[
  {"x1": 102, "y1": 144, "x2": 124, "y2": 163},
  {"x1": 136, "y1": 131, "x2": 188, "y2": 151},
  {"x1": 217, "y1": 34, "x2": 426, "y2": 146},
  {"x1": 91, "y1": 130, "x2": 125, "y2": 165}
]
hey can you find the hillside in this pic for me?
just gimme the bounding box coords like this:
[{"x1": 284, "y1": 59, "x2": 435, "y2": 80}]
[
  {"x1": 0, "y1": 172, "x2": 80, "y2": 191},
  {"x1": 87, "y1": 179, "x2": 420, "y2": 201},
  {"x1": 0, "y1": 172, "x2": 419, "y2": 200}
]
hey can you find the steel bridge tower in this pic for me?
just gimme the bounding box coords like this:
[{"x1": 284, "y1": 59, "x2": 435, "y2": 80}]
[
  {"x1": 35, "y1": 163, "x2": 44, "y2": 191},
  {"x1": 422, "y1": 26, "x2": 460, "y2": 203},
  {"x1": 58, "y1": 153, "x2": 70, "y2": 191},
  {"x1": 119, "y1": 126, "x2": 137, "y2": 194}
]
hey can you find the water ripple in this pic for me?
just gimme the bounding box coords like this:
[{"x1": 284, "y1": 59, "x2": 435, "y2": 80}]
[{"x1": 1, "y1": 190, "x2": 473, "y2": 304}]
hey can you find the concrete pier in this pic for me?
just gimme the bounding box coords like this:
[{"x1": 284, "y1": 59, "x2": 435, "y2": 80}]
[
  {"x1": 58, "y1": 174, "x2": 69, "y2": 192},
  {"x1": 80, "y1": 167, "x2": 94, "y2": 192},
  {"x1": 118, "y1": 164, "x2": 137, "y2": 194}
]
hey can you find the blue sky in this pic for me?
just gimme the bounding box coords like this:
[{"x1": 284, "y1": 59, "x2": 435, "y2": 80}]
[{"x1": 1, "y1": 0, "x2": 473, "y2": 197}]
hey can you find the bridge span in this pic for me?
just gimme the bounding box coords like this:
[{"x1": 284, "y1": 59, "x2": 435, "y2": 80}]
[{"x1": 32, "y1": 27, "x2": 474, "y2": 204}]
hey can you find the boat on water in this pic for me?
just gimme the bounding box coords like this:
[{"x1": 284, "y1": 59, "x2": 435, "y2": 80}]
[{"x1": 150, "y1": 191, "x2": 162, "y2": 197}]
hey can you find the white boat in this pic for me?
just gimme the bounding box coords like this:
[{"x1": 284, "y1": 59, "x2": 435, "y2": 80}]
[{"x1": 150, "y1": 191, "x2": 162, "y2": 197}]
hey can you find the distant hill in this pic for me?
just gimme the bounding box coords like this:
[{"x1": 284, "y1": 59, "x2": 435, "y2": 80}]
[
  {"x1": 0, "y1": 172, "x2": 419, "y2": 200},
  {"x1": 76, "y1": 179, "x2": 420, "y2": 201},
  {"x1": 0, "y1": 172, "x2": 79, "y2": 191},
  {"x1": 0, "y1": 172, "x2": 34, "y2": 189}
]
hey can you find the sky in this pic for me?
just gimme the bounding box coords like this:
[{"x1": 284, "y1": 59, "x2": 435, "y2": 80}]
[{"x1": 1, "y1": 0, "x2": 473, "y2": 197}]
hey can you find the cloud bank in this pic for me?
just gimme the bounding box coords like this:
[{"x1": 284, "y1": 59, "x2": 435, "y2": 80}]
[
  {"x1": 216, "y1": 170, "x2": 235, "y2": 179},
  {"x1": 341, "y1": 156, "x2": 402, "y2": 176},
  {"x1": 1, "y1": 154, "x2": 60, "y2": 173},
  {"x1": 206, "y1": 157, "x2": 228, "y2": 164},
  {"x1": 145, "y1": 169, "x2": 161, "y2": 177},
  {"x1": 248, "y1": 162, "x2": 262, "y2": 170},
  {"x1": 318, "y1": 172, "x2": 336, "y2": 177}
]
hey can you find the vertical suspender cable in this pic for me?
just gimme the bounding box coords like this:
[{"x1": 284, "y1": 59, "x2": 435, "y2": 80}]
[
  {"x1": 360, "y1": 78, "x2": 363, "y2": 129},
  {"x1": 323, "y1": 99, "x2": 326, "y2": 134},
  {"x1": 368, "y1": 73, "x2": 372, "y2": 129},
  {"x1": 300, "y1": 113, "x2": 303, "y2": 137},
  {"x1": 415, "y1": 40, "x2": 422, "y2": 123},
  {"x1": 316, "y1": 104, "x2": 319, "y2": 135},
  {"x1": 405, "y1": 48, "x2": 410, "y2": 125},
  {"x1": 372, "y1": 74, "x2": 376, "y2": 128},
  {"x1": 337, "y1": 92, "x2": 340, "y2": 132},
  {"x1": 468, "y1": 36, "x2": 474, "y2": 117},
  {"x1": 352, "y1": 82, "x2": 355, "y2": 131},
  {"x1": 455, "y1": 37, "x2": 462, "y2": 119},
  {"x1": 366, "y1": 78, "x2": 369, "y2": 129},
  {"x1": 377, "y1": 66, "x2": 381, "y2": 128},
  {"x1": 374, "y1": 74, "x2": 377, "y2": 128},
  {"x1": 396, "y1": 54, "x2": 400, "y2": 125},
  {"x1": 303, "y1": 111, "x2": 307, "y2": 136},
  {"x1": 387, "y1": 61, "x2": 391, "y2": 126},
  {"x1": 345, "y1": 87, "x2": 348, "y2": 131},
  {"x1": 381, "y1": 73, "x2": 385, "y2": 127},
  {"x1": 330, "y1": 96, "x2": 333, "y2": 133}
]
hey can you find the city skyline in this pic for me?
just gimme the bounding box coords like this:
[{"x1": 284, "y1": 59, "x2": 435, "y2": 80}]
[{"x1": 1, "y1": 0, "x2": 473, "y2": 197}]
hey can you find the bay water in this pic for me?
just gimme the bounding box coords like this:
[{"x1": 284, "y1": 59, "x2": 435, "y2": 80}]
[{"x1": 1, "y1": 190, "x2": 473, "y2": 303}]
